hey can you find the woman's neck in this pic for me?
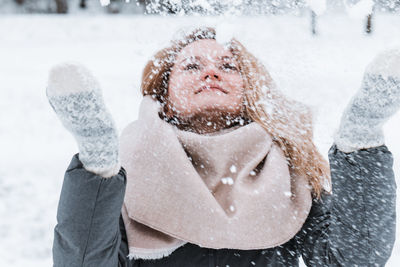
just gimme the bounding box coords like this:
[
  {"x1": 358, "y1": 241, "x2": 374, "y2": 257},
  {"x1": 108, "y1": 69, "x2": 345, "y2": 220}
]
[{"x1": 166, "y1": 113, "x2": 249, "y2": 134}]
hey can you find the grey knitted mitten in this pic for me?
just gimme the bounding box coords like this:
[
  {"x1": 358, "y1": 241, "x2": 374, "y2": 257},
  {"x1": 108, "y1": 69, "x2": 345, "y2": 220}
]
[
  {"x1": 46, "y1": 62, "x2": 121, "y2": 178},
  {"x1": 334, "y1": 48, "x2": 400, "y2": 153}
]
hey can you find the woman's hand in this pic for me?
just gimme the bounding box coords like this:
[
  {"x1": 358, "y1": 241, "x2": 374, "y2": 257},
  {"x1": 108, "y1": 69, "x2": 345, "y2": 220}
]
[
  {"x1": 334, "y1": 48, "x2": 400, "y2": 153},
  {"x1": 46, "y1": 62, "x2": 120, "y2": 178}
]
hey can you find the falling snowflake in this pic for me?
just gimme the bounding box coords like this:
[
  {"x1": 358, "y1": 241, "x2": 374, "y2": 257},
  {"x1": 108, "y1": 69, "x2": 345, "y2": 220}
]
[
  {"x1": 221, "y1": 177, "x2": 234, "y2": 185},
  {"x1": 99, "y1": 0, "x2": 110, "y2": 6},
  {"x1": 230, "y1": 165, "x2": 237, "y2": 173}
]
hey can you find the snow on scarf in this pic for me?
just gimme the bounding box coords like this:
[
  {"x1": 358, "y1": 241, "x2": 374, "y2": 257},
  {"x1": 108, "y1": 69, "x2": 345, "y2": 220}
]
[{"x1": 120, "y1": 95, "x2": 312, "y2": 260}]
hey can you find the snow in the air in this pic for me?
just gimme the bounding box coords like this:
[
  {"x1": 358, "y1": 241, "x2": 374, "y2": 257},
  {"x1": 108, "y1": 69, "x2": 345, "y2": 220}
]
[
  {"x1": 1, "y1": 2, "x2": 400, "y2": 267},
  {"x1": 345, "y1": 0, "x2": 374, "y2": 19},
  {"x1": 100, "y1": 0, "x2": 111, "y2": 7},
  {"x1": 221, "y1": 177, "x2": 234, "y2": 185},
  {"x1": 306, "y1": 0, "x2": 327, "y2": 16},
  {"x1": 215, "y1": 21, "x2": 238, "y2": 44},
  {"x1": 230, "y1": 165, "x2": 237, "y2": 173},
  {"x1": 284, "y1": 191, "x2": 292, "y2": 197}
]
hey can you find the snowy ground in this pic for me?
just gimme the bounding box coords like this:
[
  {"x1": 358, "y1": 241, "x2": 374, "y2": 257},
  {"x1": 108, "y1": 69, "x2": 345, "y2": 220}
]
[{"x1": 0, "y1": 13, "x2": 399, "y2": 266}]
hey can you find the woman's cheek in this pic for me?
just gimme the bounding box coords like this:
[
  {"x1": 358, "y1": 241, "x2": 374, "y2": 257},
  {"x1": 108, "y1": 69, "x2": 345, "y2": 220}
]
[{"x1": 227, "y1": 75, "x2": 243, "y2": 89}]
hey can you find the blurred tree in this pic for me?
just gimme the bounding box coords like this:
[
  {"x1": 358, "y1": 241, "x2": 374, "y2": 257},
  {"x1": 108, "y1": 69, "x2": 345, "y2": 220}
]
[
  {"x1": 344, "y1": 0, "x2": 374, "y2": 35},
  {"x1": 80, "y1": 0, "x2": 86, "y2": 9},
  {"x1": 55, "y1": 0, "x2": 68, "y2": 13},
  {"x1": 365, "y1": 13, "x2": 373, "y2": 33},
  {"x1": 306, "y1": 0, "x2": 327, "y2": 35},
  {"x1": 107, "y1": 0, "x2": 121, "y2": 13},
  {"x1": 311, "y1": 9, "x2": 317, "y2": 35}
]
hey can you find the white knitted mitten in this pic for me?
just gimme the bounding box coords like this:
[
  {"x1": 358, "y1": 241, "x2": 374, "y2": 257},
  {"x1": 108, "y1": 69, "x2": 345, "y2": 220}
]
[
  {"x1": 334, "y1": 48, "x2": 400, "y2": 153},
  {"x1": 46, "y1": 62, "x2": 121, "y2": 178}
]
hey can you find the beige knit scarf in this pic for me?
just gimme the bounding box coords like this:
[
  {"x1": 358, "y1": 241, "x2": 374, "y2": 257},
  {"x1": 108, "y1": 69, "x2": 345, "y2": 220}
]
[{"x1": 120, "y1": 95, "x2": 312, "y2": 260}]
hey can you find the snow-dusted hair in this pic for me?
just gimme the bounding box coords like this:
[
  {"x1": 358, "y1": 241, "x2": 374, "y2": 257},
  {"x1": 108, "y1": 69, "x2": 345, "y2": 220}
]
[{"x1": 140, "y1": 26, "x2": 331, "y2": 199}]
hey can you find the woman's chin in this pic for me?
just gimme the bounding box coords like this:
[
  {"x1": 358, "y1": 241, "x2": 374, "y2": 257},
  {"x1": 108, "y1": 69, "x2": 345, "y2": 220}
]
[
  {"x1": 192, "y1": 95, "x2": 240, "y2": 107},
  {"x1": 189, "y1": 103, "x2": 240, "y2": 118},
  {"x1": 170, "y1": 96, "x2": 242, "y2": 119}
]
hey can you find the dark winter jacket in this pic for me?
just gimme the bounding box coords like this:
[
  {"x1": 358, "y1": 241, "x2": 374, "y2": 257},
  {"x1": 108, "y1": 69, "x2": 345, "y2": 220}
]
[{"x1": 52, "y1": 145, "x2": 396, "y2": 267}]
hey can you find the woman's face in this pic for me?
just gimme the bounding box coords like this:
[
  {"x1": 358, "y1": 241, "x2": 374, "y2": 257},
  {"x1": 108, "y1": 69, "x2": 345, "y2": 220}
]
[{"x1": 167, "y1": 39, "x2": 245, "y2": 120}]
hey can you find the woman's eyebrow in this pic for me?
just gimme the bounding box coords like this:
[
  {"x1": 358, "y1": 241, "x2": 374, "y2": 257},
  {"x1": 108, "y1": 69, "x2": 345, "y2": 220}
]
[
  {"x1": 219, "y1": 55, "x2": 234, "y2": 61},
  {"x1": 179, "y1": 56, "x2": 202, "y2": 64},
  {"x1": 179, "y1": 55, "x2": 234, "y2": 64}
]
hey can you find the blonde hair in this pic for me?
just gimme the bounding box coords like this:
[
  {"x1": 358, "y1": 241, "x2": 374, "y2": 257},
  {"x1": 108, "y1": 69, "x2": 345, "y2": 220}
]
[{"x1": 140, "y1": 27, "x2": 331, "y2": 199}]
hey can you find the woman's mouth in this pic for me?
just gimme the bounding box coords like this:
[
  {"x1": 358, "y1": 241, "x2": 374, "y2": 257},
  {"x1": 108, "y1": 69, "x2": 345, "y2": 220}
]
[{"x1": 195, "y1": 85, "x2": 228, "y2": 94}]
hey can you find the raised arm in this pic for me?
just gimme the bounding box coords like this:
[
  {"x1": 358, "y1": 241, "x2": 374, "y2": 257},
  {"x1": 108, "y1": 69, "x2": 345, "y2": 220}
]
[
  {"x1": 296, "y1": 48, "x2": 399, "y2": 266},
  {"x1": 53, "y1": 154, "x2": 126, "y2": 266},
  {"x1": 47, "y1": 63, "x2": 127, "y2": 266}
]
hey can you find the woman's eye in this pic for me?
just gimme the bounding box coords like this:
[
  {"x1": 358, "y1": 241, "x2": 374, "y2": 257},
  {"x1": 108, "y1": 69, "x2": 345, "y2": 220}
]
[
  {"x1": 184, "y1": 63, "x2": 200, "y2": 70},
  {"x1": 222, "y1": 63, "x2": 238, "y2": 71}
]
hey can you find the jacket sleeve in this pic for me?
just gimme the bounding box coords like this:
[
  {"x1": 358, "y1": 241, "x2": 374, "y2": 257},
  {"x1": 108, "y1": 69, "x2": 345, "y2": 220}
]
[
  {"x1": 295, "y1": 145, "x2": 397, "y2": 266},
  {"x1": 52, "y1": 153, "x2": 127, "y2": 267}
]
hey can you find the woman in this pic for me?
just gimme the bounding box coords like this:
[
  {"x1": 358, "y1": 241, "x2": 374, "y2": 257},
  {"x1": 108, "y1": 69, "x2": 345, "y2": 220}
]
[{"x1": 47, "y1": 27, "x2": 398, "y2": 267}]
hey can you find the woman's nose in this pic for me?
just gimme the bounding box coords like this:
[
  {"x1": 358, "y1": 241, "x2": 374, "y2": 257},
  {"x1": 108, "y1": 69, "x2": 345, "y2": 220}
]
[
  {"x1": 204, "y1": 73, "x2": 219, "y2": 80},
  {"x1": 203, "y1": 66, "x2": 221, "y2": 81}
]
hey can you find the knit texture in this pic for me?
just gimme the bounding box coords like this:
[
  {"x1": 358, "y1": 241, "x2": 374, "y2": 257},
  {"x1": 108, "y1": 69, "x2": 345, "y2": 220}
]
[
  {"x1": 120, "y1": 95, "x2": 312, "y2": 260},
  {"x1": 334, "y1": 48, "x2": 400, "y2": 153},
  {"x1": 46, "y1": 62, "x2": 120, "y2": 178}
]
